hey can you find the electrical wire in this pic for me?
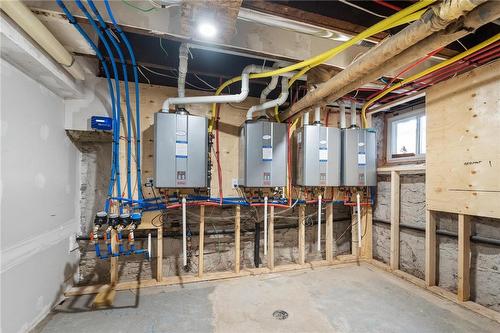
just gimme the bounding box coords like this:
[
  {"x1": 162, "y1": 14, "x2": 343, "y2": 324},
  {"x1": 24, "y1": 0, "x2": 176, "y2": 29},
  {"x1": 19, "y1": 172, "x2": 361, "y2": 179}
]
[
  {"x1": 121, "y1": 0, "x2": 157, "y2": 12},
  {"x1": 374, "y1": 0, "x2": 402, "y2": 11},
  {"x1": 139, "y1": 65, "x2": 216, "y2": 91},
  {"x1": 338, "y1": 0, "x2": 387, "y2": 19},
  {"x1": 208, "y1": 1, "x2": 434, "y2": 132},
  {"x1": 361, "y1": 34, "x2": 500, "y2": 127},
  {"x1": 137, "y1": 66, "x2": 152, "y2": 85}
]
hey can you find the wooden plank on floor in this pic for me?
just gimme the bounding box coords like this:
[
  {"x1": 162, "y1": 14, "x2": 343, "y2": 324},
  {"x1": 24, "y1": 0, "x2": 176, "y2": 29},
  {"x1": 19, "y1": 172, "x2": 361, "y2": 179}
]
[
  {"x1": 298, "y1": 205, "x2": 306, "y2": 265},
  {"x1": 234, "y1": 205, "x2": 241, "y2": 274},
  {"x1": 198, "y1": 205, "x2": 205, "y2": 278},
  {"x1": 390, "y1": 170, "x2": 400, "y2": 270},
  {"x1": 156, "y1": 226, "x2": 163, "y2": 282},
  {"x1": 326, "y1": 203, "x2": 333, "y2": 262},
  {"x1": 458, "y1": 213, "x2": 471, "y2": 302},
  {"x1": 268, "y1": 206, "x2": 275, "y2": 270},
  {"x1": 361, "y1": 206, "x2": 373, "y2": 259},
  {"x1": 425, "y1": 210, "x2": 437, "y2": 287},
  {"x1": 92, "y1": 285, "x2": 116, "y2": 309}
]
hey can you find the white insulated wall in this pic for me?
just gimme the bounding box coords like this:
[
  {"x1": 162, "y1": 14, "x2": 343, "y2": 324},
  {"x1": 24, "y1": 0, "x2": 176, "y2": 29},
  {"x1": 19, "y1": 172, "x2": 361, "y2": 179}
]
[{"x1": 1, "y1": 60, "x2": 80, "y2": 333}]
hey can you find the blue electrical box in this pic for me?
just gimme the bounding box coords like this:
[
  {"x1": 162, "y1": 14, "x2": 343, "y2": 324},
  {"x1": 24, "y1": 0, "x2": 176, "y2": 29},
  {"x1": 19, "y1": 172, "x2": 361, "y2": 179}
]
[{"x1": 91, "y1": 116, "x2": 113, "y2": 131}]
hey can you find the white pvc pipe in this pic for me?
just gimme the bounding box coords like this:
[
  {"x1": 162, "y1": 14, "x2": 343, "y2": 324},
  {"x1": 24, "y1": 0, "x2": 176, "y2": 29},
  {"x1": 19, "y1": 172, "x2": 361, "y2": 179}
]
[
  {"x1": 177, "y1": 43, "x2": 189, "y2": 98},
  {"x1": 260, "y1": 62, "x2": 281, "y2": 103},
  {"x1": 356, "y1": 193, "x2": 362, "y2": 248},
  {"x1": 313, "y1": 106, "x2": 321, "y2": 124},
  {"x1": 148, "y1": 232, "x2": 152, "y2": 261},
  {"x1": 0, "y1": 1, "x2": 85, "y2": 80},
  {"x1": 351, "y1": 100, "x2": 357, "y2": 127},
  {"x1": 303, "y1": 112, "x2": 310, "y2": 126},
  {"x1": 247, "y1": 76, "x2": 289, "y2": 120},
  {"x1": 182, "y1": 197, "x2": 187, "y2": 266},
  {"x1": 163, "y1": 64, "x2": 266, "y2": 112},
  {"x1": 317, "y1": 194, "x2": 322, "y2": 252},
  {"x1": 339, "y1": 100, "x2": 347, "y2": 129},
  {"x1": 264, "y1": 196, "x2": 268, "y2": 256}
]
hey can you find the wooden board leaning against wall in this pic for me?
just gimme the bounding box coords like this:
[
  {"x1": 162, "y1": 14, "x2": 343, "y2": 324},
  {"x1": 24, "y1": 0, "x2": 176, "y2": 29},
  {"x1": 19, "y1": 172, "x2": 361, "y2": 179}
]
[{"x1": 426, "y1": 60, "x2": 500, "y2": 219}]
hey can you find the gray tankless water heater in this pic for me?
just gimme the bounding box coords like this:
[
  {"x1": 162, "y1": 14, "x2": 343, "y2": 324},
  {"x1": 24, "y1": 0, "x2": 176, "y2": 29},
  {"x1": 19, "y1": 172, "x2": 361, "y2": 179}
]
[
  {"x1": 154, "y1": 112, "x2": 208, "y2": 188},
  {"x1": 341, "y1": 128, "x2": 376, "y2": 186},
  {"x1": 294, "y1": 125, "x2": 341, "y2": 187},
  {"x1": 238, "y1": 119, "x2": 288, "y2": 187}
]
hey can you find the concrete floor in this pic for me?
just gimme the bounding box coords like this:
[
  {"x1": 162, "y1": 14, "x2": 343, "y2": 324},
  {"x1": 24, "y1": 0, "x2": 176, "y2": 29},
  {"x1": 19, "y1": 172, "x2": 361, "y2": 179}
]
[{"x1": 34, "y1": 264, "x2": 500, "y2": 333}]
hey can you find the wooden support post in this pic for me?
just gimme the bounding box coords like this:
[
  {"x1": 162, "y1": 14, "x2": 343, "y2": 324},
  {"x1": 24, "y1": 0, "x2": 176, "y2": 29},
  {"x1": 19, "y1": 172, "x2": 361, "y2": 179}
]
[
  {"x1": 198, "y1": 205, "x2": 205, "y2": 278},
  {"x1": 268, "y1": 206, "x2": 275, "y2": 270},
  {"x1": 110, "y1": 229, "x2": 118, "y2": 285},
  {"x1": 351, "y1": 210, "x2": 358, "y2": 257},
  {"x1": 234, "y1": 205, "x2": 241, "y2": 274},
  {"x1": 361, "y1": 206, "x2": 373, "y2": 259},
  {"x1": 458, "y1": 214, "x2": 471, "y2": 302},
  {"x1": 425, "y1": 210, "x2": 437, "y2": 287},
  {"x1": 156, "y1": 226, "x2": 163, "y2": 282},
  {"x1": 390, "y1": 170, "x2": 400, "y2": 270},
  {"x1": 326, "y1": 203, "x2": 333, "y2": 262},
  {"x1": 298, "y1": 205, "x2": 306, "y2": 265}
]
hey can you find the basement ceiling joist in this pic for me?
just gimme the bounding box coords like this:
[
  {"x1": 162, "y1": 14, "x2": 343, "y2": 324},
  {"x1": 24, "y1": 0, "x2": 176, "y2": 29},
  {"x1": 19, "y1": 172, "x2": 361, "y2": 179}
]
[{"x1": 25, "y1": 1, "x2": 375, "y2": 71}]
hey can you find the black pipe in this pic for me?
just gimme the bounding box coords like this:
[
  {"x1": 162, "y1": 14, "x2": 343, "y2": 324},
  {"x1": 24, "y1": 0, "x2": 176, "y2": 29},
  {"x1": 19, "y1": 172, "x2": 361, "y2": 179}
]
[
  {"x1": 254, "y1": 221, "x2": 261, "y2": 268},
  {"x1": 373, "y1": 219, "x2": 500, "y2": 247}
]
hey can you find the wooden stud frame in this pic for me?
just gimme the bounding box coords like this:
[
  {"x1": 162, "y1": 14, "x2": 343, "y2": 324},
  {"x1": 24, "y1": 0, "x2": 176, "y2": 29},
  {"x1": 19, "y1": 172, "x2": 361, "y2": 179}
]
[
  {"x1": 390, "y1": 170, "x2": 400, "y2": 270},
  {"x1": 268, "y1": 206, "x2": 275, "y2": 270},
  {"x1": 458, "y1": 214, "x2": 471, "y2": 302},
  {"x1": 425, "y1": 210, "x2": 437, "y2": 287}
]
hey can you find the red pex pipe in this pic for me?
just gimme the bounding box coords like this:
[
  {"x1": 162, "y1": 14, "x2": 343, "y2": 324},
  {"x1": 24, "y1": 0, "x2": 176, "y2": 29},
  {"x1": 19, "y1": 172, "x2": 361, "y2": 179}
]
[{"x1": 374, "y1": 0, "x2": 402, "y2": 11}]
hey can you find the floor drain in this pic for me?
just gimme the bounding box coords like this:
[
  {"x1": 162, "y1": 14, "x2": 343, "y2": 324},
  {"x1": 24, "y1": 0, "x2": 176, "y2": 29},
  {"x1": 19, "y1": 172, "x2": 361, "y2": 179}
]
[{"x1": 273, "y1": 310, "x2": 288, "y2": 320}]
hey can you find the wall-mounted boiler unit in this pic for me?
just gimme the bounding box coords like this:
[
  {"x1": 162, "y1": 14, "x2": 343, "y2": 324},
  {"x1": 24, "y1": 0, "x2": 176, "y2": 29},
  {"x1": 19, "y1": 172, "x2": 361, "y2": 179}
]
[
  {"x1": 238, "y1": 118, "x2": 287, "y2": 187},
  {"x1": 154, "y1": 111, "x2": 208, "y2": 188},
  {"x1": 341, "y1": 128, "x2": 376, "y2": 186},
  {"x1": 294, "y1": 124, "x2": 341, "y2": 187}
]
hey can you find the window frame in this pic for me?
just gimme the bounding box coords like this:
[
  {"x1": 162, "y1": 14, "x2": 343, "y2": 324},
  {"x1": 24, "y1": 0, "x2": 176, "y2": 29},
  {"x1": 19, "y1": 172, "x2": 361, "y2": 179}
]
[{"x1": 386, "y1": 107, "x2": 426, "y2": 163}]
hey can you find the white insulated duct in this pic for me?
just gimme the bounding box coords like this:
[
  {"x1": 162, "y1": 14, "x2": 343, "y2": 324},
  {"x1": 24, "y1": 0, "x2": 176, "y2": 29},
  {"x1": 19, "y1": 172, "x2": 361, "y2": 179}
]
[{"x1": 0, "y1": 1, "x2": 85, "y2": 81}]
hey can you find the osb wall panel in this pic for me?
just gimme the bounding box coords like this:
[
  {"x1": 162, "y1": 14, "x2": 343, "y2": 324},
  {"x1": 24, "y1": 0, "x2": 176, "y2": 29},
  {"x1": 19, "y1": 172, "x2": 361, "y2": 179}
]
[{"x1": 426, "y1": 60, "x2": 500, "y2": 218}]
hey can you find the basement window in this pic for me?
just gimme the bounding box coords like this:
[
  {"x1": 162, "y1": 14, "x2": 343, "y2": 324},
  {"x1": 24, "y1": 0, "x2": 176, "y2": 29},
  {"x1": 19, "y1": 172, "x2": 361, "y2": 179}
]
[{"x1": 387, "y1": 108, "x2": 426, "y2": 162}]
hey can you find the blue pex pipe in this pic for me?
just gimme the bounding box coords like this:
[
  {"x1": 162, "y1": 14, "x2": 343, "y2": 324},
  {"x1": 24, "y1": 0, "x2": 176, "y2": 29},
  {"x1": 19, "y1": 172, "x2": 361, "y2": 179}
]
[
  {"x1": 117, "y1": 231, "x2": 125, "y2": 254},
  {"x1": 94, "y1": 242, "x2": 101, "y2": 258},
  {"x1": 104, "y1": 0, "x2": 143, "y2": 201},
  {"x1": 74, "y1": 0, "x2": 122, "y2": 212},
  {"x1": 56, "y1": 1, "x2": 117, "y2": 213},
  {"x1": 88, "y1": 0, "x2": 133, "y2": 203}
]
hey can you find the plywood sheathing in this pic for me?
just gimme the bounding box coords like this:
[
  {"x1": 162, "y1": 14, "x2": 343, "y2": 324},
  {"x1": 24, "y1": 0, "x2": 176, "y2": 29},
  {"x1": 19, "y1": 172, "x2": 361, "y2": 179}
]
[{"x1": 426, "y1": 60, "x2": 500, "y2": 218}]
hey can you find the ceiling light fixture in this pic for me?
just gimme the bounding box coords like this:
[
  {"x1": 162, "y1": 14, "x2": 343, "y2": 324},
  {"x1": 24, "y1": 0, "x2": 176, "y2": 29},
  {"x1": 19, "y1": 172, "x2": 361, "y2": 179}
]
[{"x1": 197, "y1": 22, "x2": 217, "y2": 39}]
